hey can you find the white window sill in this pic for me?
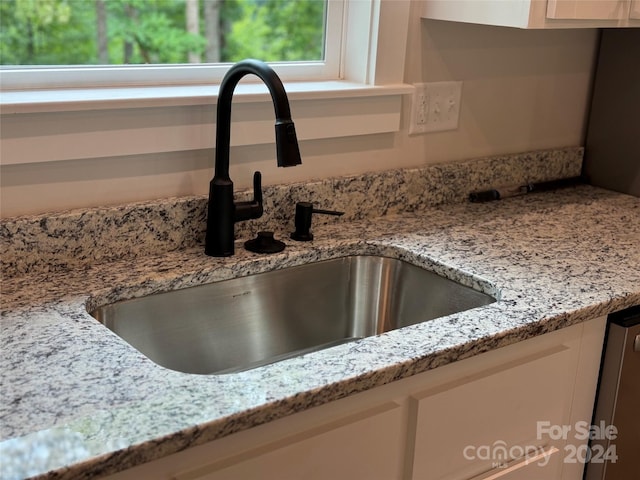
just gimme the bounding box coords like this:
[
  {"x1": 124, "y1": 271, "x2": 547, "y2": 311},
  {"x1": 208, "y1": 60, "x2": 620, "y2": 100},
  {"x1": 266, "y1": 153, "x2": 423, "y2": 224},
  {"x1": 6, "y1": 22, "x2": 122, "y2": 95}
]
[
  {"x1": 0, "y1": 81, "x2": 413, "y2": 165},
  {"x1": 0, "y1": 81, "x2": 413, "y2": 114}
]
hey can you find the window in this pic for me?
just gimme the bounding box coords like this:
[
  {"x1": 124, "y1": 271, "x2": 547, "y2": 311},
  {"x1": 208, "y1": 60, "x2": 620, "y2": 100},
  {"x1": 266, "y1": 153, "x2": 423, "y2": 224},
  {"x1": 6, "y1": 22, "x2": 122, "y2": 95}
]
[
  {"x1": 0, "y1": 0, "x2": 412, "y2": 167},
  {"x1": 0, "y1": 0, "x2": 343, "y2": 89}
]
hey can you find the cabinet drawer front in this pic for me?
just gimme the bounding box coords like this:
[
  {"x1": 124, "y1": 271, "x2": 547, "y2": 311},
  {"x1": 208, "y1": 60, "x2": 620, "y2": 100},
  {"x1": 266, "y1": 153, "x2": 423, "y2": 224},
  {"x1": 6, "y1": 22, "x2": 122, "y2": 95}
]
[
  {"x1": 409, "y1": 345, "x2": 575, "y2": 480},
  {"x1": 175, "y1": 402, "x2": 404, "y2": 480}
]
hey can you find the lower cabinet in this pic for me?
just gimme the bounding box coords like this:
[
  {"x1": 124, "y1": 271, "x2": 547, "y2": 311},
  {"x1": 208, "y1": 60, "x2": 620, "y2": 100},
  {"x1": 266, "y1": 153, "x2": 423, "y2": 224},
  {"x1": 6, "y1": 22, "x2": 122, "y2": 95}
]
[
  {"x1": 103, "y1": 316, "x2": 605, "y2": 480},
  {"x1": 175, "y1": 402, "x2": 405, "y2": 480},
  {"x1": 409, "y1": 344, "x2": 573, "y2": 479}
]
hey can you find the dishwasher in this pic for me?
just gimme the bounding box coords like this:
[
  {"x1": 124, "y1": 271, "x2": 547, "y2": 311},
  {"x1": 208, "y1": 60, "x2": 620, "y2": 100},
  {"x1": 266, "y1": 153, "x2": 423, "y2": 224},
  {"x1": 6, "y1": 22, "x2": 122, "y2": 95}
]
[{"x1": 585, "y1": 305, "x2": 640, "y2": 480}]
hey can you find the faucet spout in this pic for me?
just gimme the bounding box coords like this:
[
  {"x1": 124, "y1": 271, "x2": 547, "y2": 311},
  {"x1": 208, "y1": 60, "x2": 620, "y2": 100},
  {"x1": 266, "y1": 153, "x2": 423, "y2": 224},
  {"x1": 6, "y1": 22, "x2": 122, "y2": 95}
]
[{"x1": 205, "y1": 59, "x2": 302, "y2": 257}]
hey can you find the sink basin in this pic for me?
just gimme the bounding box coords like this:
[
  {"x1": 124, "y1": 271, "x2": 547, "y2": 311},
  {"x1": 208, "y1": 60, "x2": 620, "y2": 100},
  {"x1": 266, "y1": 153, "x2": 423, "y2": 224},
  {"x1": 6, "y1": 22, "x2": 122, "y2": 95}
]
[{"x1": 90, "y1": 255, "x2": 495, "y2": 374}]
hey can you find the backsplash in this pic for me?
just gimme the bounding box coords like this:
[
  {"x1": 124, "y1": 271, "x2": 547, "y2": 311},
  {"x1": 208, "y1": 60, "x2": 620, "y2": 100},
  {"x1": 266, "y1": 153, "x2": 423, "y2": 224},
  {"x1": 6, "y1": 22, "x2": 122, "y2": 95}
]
[{"x1": 0, "y1": 147, "x2": 582, "y2": 278}]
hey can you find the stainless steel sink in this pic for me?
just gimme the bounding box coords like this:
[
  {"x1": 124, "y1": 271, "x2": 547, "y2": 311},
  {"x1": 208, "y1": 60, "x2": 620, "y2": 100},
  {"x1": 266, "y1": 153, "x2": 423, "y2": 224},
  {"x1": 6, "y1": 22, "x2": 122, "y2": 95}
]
[{"x1": 90, "y1": 255, "x2": 495, "y2": 374}]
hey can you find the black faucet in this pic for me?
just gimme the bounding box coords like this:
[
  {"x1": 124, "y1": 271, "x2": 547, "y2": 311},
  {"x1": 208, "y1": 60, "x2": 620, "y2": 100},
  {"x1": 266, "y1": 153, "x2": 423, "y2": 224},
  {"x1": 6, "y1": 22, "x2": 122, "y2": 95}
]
[{"x1": 205, "y1": 59, "x2": 302, "y2": 257}]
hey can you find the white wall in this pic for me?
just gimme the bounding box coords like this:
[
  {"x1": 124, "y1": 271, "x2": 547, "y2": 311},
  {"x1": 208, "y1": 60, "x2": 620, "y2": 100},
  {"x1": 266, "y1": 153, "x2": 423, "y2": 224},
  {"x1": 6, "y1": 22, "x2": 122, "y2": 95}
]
[
  {"x1": 0, "y1": 1, "x2": 598, "y2": 217},
  {"x1": 404, "y1": 13, "x2": 598, "y2": 163}
]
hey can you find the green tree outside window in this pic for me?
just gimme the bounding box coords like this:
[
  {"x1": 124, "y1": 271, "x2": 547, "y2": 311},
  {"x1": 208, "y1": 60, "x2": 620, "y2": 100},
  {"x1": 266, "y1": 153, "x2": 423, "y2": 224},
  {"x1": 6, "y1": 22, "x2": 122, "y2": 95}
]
[{"x1": 0, "y1": 0, "x2": 326, "y2": 66}]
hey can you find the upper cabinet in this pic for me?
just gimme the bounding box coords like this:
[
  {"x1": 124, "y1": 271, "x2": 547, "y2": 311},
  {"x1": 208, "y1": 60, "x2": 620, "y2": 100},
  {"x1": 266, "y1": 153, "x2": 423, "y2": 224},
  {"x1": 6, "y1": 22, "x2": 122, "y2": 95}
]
[{"x1": 421, "y1": 0, "x2": 640, "y2": 28}]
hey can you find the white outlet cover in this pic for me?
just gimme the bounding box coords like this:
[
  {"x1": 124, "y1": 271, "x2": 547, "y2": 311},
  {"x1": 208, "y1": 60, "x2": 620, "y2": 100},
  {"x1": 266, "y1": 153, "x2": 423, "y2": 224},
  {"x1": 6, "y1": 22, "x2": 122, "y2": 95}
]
[{"x1": 409, "y1": 81, "x2": 463, "y2": 135}]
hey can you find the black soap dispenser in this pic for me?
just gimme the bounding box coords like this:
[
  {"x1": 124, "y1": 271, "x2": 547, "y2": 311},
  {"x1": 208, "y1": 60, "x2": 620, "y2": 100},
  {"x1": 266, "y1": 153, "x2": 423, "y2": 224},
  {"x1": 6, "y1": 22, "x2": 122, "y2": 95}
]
[{"x1": 290, "y1": 202, "x2": 344, "y2": 242}]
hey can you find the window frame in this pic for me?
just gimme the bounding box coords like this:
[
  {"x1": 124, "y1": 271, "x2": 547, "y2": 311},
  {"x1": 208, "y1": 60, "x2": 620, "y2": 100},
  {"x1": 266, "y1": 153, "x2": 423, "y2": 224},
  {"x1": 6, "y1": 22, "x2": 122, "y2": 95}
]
[{"x1": 0, "y1": 0, "x2": 413, "y2": 167}]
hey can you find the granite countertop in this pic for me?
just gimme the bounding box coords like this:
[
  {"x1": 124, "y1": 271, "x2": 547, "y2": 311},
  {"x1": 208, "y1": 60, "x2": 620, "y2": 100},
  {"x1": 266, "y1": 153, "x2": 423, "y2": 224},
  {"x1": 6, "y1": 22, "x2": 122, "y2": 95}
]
[{"x1": 1, "y1": 149, "x2": 639, "y2": 479}]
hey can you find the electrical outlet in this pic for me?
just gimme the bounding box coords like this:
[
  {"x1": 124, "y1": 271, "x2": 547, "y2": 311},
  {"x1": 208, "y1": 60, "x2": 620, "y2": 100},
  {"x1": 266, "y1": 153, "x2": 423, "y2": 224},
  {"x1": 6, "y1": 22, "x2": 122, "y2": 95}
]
[{"x1": 409, "y1": 81, "x2": 462, "y2": 134}]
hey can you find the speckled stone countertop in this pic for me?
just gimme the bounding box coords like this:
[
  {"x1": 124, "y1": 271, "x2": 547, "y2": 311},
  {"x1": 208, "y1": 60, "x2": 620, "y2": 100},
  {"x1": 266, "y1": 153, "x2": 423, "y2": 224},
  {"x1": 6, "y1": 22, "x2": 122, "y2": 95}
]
[{"x1": 1, "y1": 148, "x2": 639, "y2": 479}]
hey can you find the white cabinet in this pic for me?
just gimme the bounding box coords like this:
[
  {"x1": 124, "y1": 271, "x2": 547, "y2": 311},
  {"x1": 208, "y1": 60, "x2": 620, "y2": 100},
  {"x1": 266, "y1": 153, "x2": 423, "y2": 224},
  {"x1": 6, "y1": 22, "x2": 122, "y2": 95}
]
[
  {"x1": 546, "y1": 0, "x2": 629, "y2": 20},
  {"x1": 405, "y1": 316, "x2": 606, "y2": 480},
  {"x1": 103, "y1": 399, "x2": 407, "y2": 480},
  {"x1": 174, "y1": 402, "x2": 405, "y2": 480},
  {"x1": 421, "y1": 0, "x2": 640, "y2": 28},
  {"x1": 409, "y1": 345, "x2": 572, "y2": 479},
  {"x1": 103, "y1": 317, "x2": 606, "y2": 480}
]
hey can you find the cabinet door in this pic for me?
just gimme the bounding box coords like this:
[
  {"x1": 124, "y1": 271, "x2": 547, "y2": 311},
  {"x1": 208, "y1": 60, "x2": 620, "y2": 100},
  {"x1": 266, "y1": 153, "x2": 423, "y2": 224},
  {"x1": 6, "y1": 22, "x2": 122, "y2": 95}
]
[
  {"x1": 173, "y1": 402, "x2": 404, "y2": 480},
  {"x1": 409, "y1": 344, "x2": 577, "y2": 480},
  {"x1": 422, "y1": 0, "x2": 636, "y2": 27},
  {"x1": 546, "y1": 0, "x2": 630, "y2": 20}
]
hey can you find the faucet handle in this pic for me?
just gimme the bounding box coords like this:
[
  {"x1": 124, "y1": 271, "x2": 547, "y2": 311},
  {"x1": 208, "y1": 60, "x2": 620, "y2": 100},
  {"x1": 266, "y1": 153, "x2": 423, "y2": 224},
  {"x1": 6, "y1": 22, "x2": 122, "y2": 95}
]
[
  {"x1": 235, "y1": 171, "x2": 264, "y2": 221},
  {"x1": 290, "y1": 201, "x2": 344, "y2": 242},
  {"x1": 251, "y1": 170, "x2": 263, "y2": 207}
]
